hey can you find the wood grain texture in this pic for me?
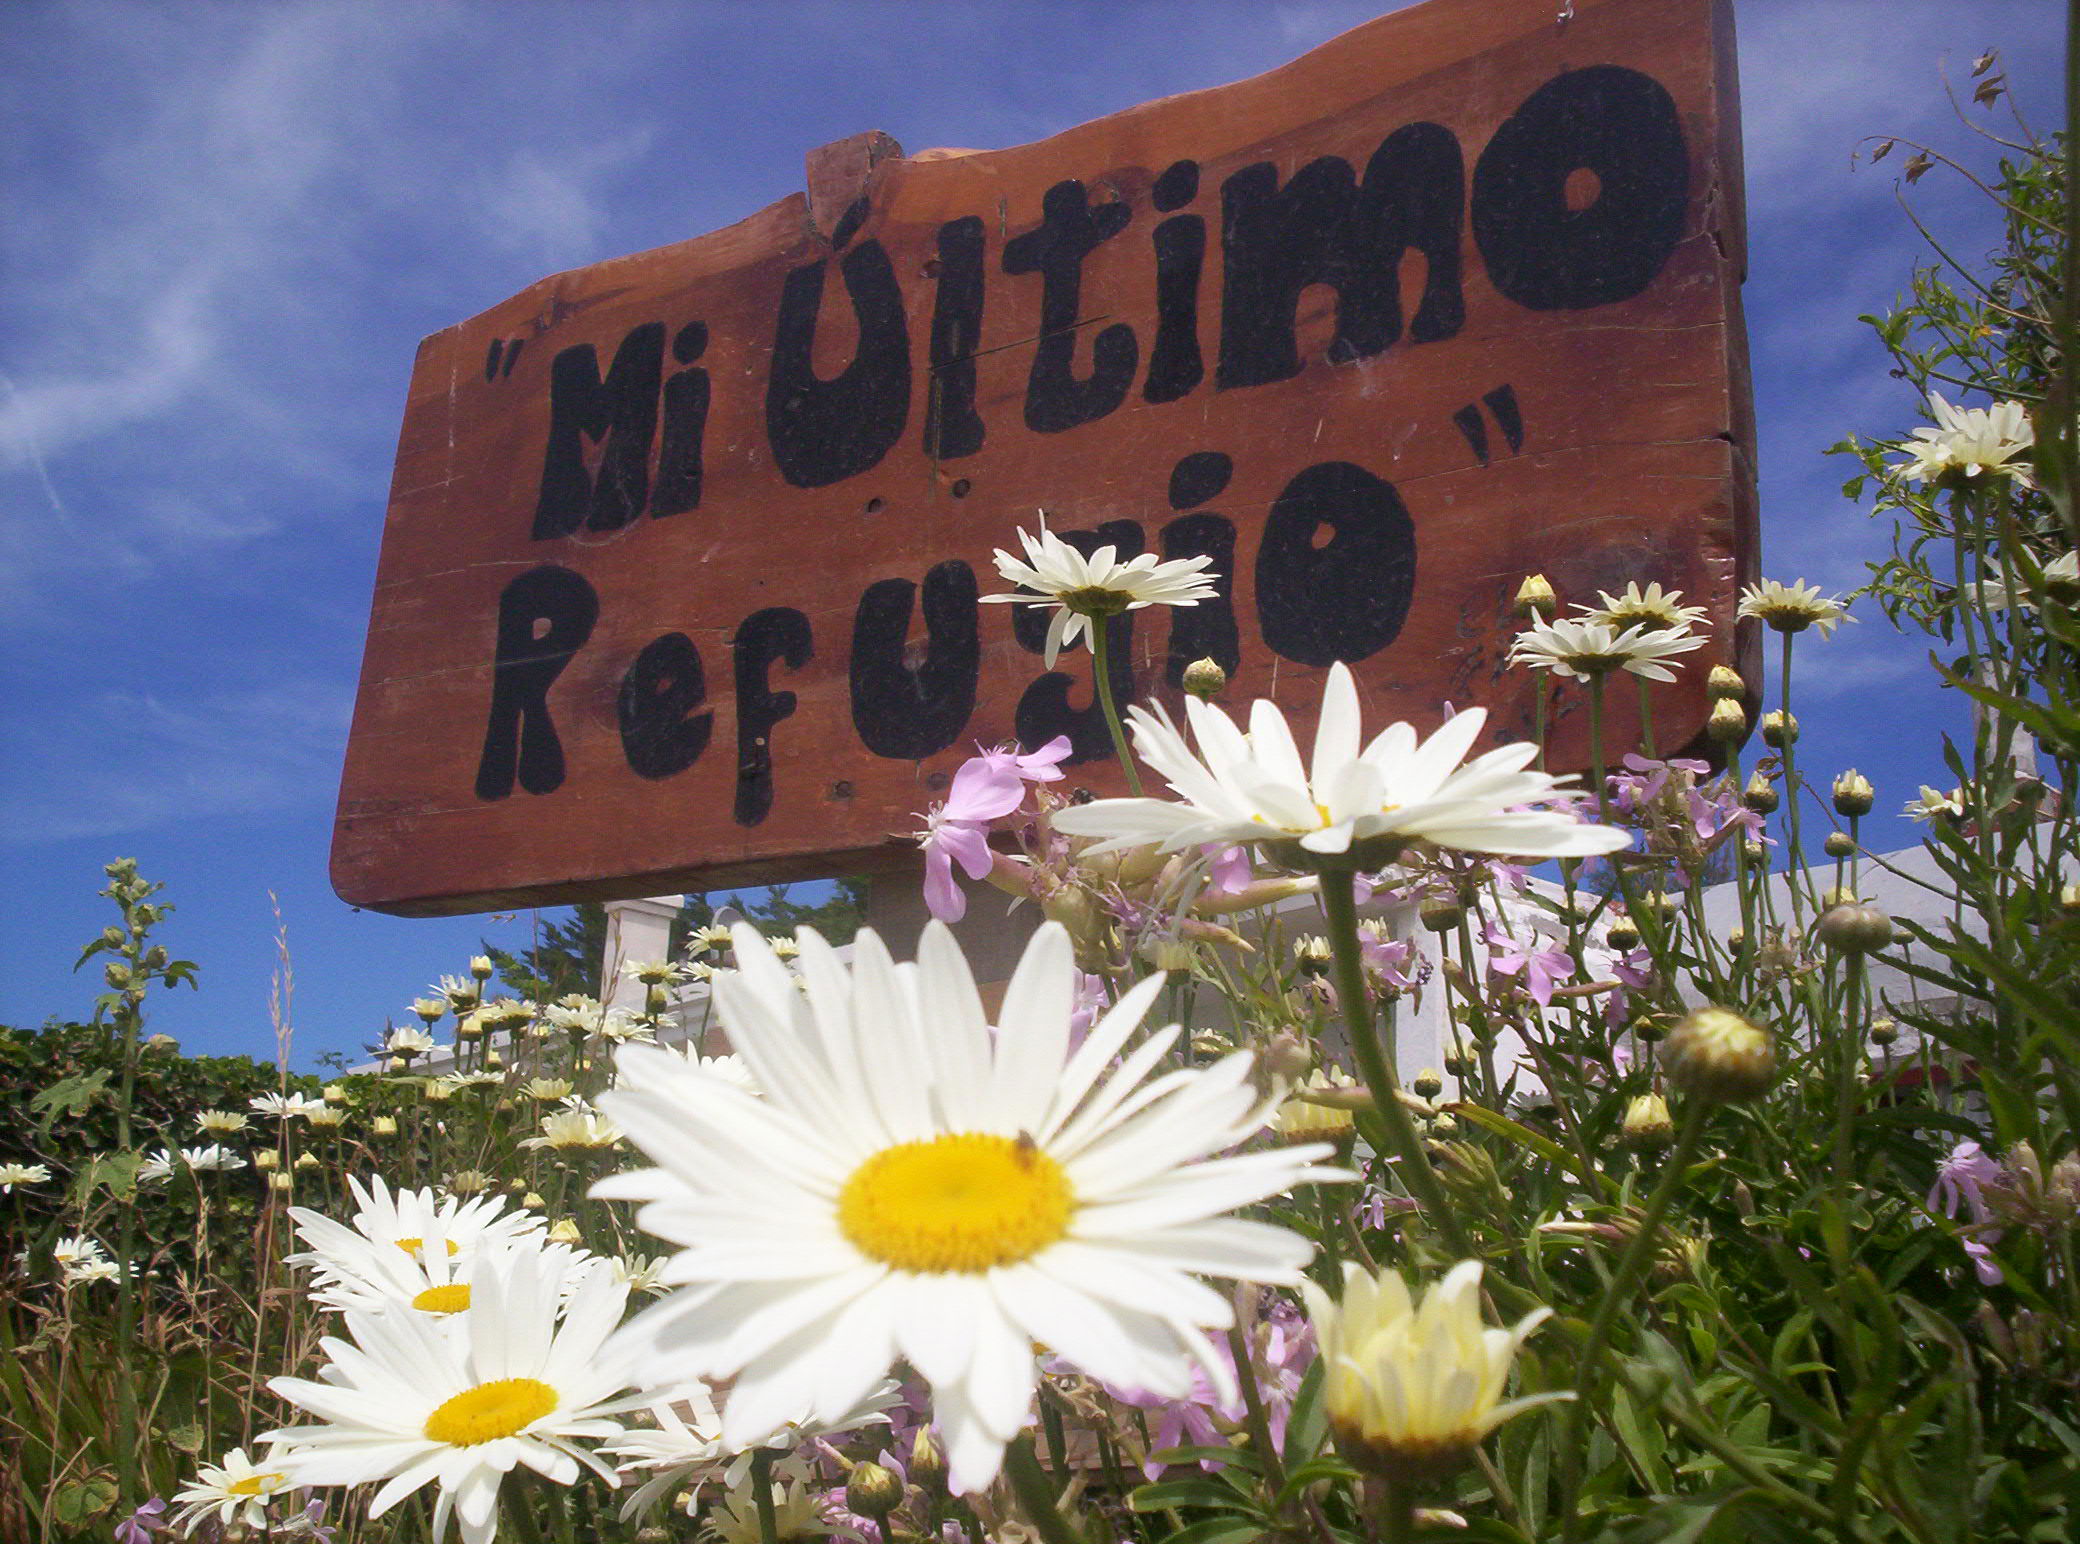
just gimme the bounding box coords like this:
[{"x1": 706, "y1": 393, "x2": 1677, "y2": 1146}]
[{"x1": 334, "y1": 0, "x2": 1754, "y2": 916}]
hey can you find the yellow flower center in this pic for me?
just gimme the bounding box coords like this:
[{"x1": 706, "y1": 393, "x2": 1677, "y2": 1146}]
[
  {"x1": 423, "y1": 1378, "x2": 558, "y2": 1446},
  {"x1": 225, "y1": 1473, "x2": 284, "y2": 1496},
  {"x1": 411, "y1": 1283, "x2": 472, "y2": 1313},
  {"x1": 392, "y1": 1236, "x2": 461, "y2": 1257},
  {"x1": 838, "y1": 1132, "x2": 1072, "y2": 1273}
]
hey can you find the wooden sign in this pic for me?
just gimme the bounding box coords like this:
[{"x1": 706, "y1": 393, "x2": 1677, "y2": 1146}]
[{"x1": 333, "y1": 0, "x2": 1753, "y2": 917}]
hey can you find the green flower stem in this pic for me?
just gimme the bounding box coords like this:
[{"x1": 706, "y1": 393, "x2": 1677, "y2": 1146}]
[
  {"x1": 1636, "y1": 672, "x2": 1658, "y2": 759},
  {"x1": 1834, "y1": 951, "x2": 1866, "y2": 1184},
  {"x1": 752, "y1": 1447, "x2": 780, "y2": 1544},
  {"x1": 1778, "y1": 630, "x2": 1807, "y2": 928},
  {"x1": 1586, "y1": 674, "x2": 1612, "y2": 825},
  {"x1": 1088, "y1": 618, "x2": 1143, "y2": 796},
  {"x1": 1378, "y1": 1476, "x2": 1417, "y2": 1544},
  {"x1": 1556, "y1": 1095, "x2": 1711, "y2": 1541},
  {"x1": 1317, "y1": 866, "x2": 1474, "y2": 1260},
  {"x1": 1004, "y1": 1434, "x2": 1088, "y2": 1544},
  {"x1": 1225, "y1": 1320, "x2": 1289, "y2": 1494}
]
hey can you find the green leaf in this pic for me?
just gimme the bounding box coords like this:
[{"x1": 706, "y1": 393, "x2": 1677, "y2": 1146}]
[
  {"x1": 1129, "y1": 1476, "x2": 1255, "y2": 1512},
  {"x1": 31, "y1": 1067, "x2": 112, "y2": 1132},
  {"x1": 50, "y1": 1476, "x2": 118, "y2": 1525},
  {"x1": 1144, "y1": 1445, "x2": 1260, "y2": 1474},
  {"x1": 1283, "y1": 1357, "x2": 1327, "y2": 1468},
  {"x1": 68, "y1": 1148, "x2": 144, "y2": 1205},
  {"x1": 1147, "y1": 1520, "x2": 1265, "y2": 1544}
]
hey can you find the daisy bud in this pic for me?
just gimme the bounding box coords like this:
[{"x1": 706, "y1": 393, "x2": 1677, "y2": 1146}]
[
  {"x1": 1144, "y1": 939, "x2": 1198, "y2": 979},
  {"x1": 1726, "y1": 926, "x2": 1746, "y2": 952},
  {"x1": 101, "y1": 926, "x2": 125, "y2": 948},
  {"x1": 1869, "y1": 1017, "x2": 1898, "y2": 1047},
  {"x1": 1742, "y1": 771, "x2": 1778, "y2": 813},
  {"x1": 1706, "y1": 698, "x2": 1747, "y2": 743},
  {"x1": 253, "y1": 1148, "x2": 278, "y2": 1170},
  {"x1": 1443, "y1": 1039, "x2": 1473, "y2": 1077},
  {"x1": 1823, "y1": 832, "x2": 1856, "y2": 858},
  {"x1": 1740, "y1": 837, "x2": 1767, "y2": 865},
  {"x1": 1706, "y1": 665, "x2": 1745, "y2": 700},
  {"x1": 469, "y1": 954, "x2": 494, "y2": 981},
  {"x1": 908, "y1": 1428, "x2": 948, "y2": 1492},
  {"x1": 1412, "y1": 1068, "x2": 1443, "y2": 1099},
  {"x1": 322, "y1": 1084, "x2": 348, "y2": 1106},
  {"x1": 2061, "y1": 884, "x2": 2080, "y2": 914},
  {"x1": 455, "y1": 1015, "x2": 484, "y2": 1040},
  {"x1": 1661, "y1": 1006, "x2": 1776, "y2": 1102},
  {"x1": 294, "y1": 1152, "x2": 320, "y2": 1170},
  {"x1": 269, "y1": 1172, "x2": 294, "y2": 1193},
  {"x1": 423, "y1": 1082, "x2": 453, "y2": 1104},
  {"x1": 1831, "y1": 769, "x2": 1874, "y2": 816},
  {"x1": 1606, "y1": 918, "x2": 1640, "y2": 951},
  {"x1": 522, "y1": 1192, "x2": 546, "y2": 1209},
  {"x1": 1513, "y1": 573, "x2": 1557, "y2": 619},
  {"x1": 1419, "y1": 896, "x2": 1465, "y2": 932},
  {"x1": 104, "y1": 961, "x2": 133, "y2": 989},
  {"x1": 1181, "y1": 656, "x2": 1228, "y2": 699},
  {"x1": 1817, "y1": 903, "x2": 1892, "y2": 955},
  {"x1": 144, "y1": 1033, "x2": 177, "y2": 1053},
  {"x1": 1621, "y1": 1093, "x2": 1675, "y2": 1150},
  {"x1": 1820, "y1": 885, "x2": 1859, "y2": 909},
  {"x1": 547, "y1": 1218, "x2": 582, "y2": 1245},
  {"x1": 846, "y1": 1461, "x2": 904, "y2": 1519},
  {"x1": 1293, "y1": 936, "x2": 1333, "y2": 977},
  {"x1": 372, "y1": 1115, "x2": 398, "y2": 1137},
  {"x1": 1760, "y1": 710, "x2": 1798, "y2": 748},
  {"x1": 412, "y1": 997, "x2": 446, "y2": 1024},
  {"x1": 1629, "y1": 1012, "x2": 1666, "y2": 1043}
]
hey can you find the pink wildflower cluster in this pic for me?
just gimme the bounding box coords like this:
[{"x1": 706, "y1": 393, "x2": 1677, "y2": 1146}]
[{"x1": 913, "y1": 737, "x2": 1072, "y2": 921}]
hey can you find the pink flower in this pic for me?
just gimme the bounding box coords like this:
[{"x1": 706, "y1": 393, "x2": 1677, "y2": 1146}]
[
  {"x1": 975, "y1": 734, "x2": 1072, "y2": 784},
  {"x1": 1483, "y1": 921, "x2": 1574, "y2": 1006},
  {"x1": 1930, "y1": 1140, "x2": 2002, "y2": 1224},
  {"x1": 914, "y1": 740, "x2": 1069, "y2": 921},
  {"x1": 1202, "y1": 843, "x2": 1253, "y2": 895}
]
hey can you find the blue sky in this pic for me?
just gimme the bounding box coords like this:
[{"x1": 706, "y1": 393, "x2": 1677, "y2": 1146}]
[{"x1": 0, "y1": 0, "x2": 2064, "y2": 1069}]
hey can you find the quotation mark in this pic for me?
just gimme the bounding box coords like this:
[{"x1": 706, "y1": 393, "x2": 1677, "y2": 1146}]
[
  {"x1": 484, "y1": 337, "x2": 526, "y2": 382},
  {"x1": 1452, "y1": 384, "x2": 1523, "y2": 466}
]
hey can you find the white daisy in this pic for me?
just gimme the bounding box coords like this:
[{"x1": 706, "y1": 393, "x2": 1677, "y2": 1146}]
[
  {"x1": 170, "y1": 1445, "x2": 300, "y2": 1535},
  {"x1": 317, "y1": 1174, "x2": 545, "y2": 1265},
  {"x1": 139, "y1": 1144, "x2": 248, "y2": 1184},
  {"x1": 1736, "y1": 579, "x2": 1854, "y2": 638},
  {"x1": 0, "y1": 1162, "x2": 51, "y2": 1191},
  {"x1": 1574, "y1": 580, "x2": 1709, "y2": 632},
  {"x1": 52, "y1": 1234, "x2": 107, "y2": 1269},
  {"x1": 66, "y1": 1258, "x2": 126, "y2": 1285},
  {"x1": 523, "y1": 1110, "x2": 623, "y2": 1151},
  {"x1": 250, "y1": 1091, "x2": 327, "y2": 1120},
  {"x1": 1904, "y1": 785, "x2": 1966, "y2": 821},
  {"x1": 195, "y1": 1109, "x2": 250, "y2": 1137},
  {"x1": 701, "y1": 1469, "x2": 835, "y2": 1544},
  {"x1": 387, "y1": 1025, "x2": 438, "y2": 1059},
  {"x1": 597, "y1": 921, "x2": 1345, "y2": 1495},
  {"x1": 265, "y1": 1248, "x2": 637, "y2": 1544},
  {"x1": 1508, "y1": 614, "x2": 1707, "y2": 681},
  {"x1": 1893, "y1": 392, "x2": 2034, "y2": 483},
  {"x1": 1047, "y1": 661, "x2": 1629, "y2": 862},
  {"x1": 978, "y1": 514, "x2": 1219, "y2": 667},
  {"x1": 661, "y1": 1050, "x2": 761, "y2": 1095}
]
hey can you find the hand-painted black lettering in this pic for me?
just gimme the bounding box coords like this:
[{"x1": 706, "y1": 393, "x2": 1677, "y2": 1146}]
[
  {"x1": 617, "y1": 631, "x2": 712, "y2": 781},
  {"x1": 849, "y1": 562, "x2": 979, "y2": 759},
  {"x1": 828, "y1": 196, "x2": 870, "y2": 252},
  {"x1": 1355, "y1": 122, "x2": 1465, "y2": 345},
  {"x1": 501, "y1": 338, "x2": 522, "y2": 377},
  {"x1": 474, "y1": 566, "x2": 599, "y2": 800},
  {"x1": 653, "y1": 324, "x2": 710, "y2": 517},
  {"x1": 484, "y1": 338, "x2": 504, "y2": 382},
  {"x1": 1217, "y1": 125, "x2": 1465, "y2": 390},
  {"x1": 1161, "y1": 512, "x2": 1239, "y2": 688},
  {"x1": 1453, "y1": 402, "x2": 1490, "y2": 465},
  {"x1": 732, "y1": 607, "x2": 812, "y2": 826},
  {"x1": 1482, "y1": 383, "x2": 1524, "y2": 452},
  {"x1": 1002, "y1": 180, "x2": 1137, "y2": 434},
  {"x1": 766, "y1": 241, "x2": 911, "y2": 488},
  {"x1": 1151, "y1": 159, "x2": 1199, "y2": 213},
  {"x1": 532, "y1": 323, "x2": 666, "y2": 539},
  {"x1": 1472, "y1": 66, "x2": 1688, "y2": 310},
  {"x1": 922, "y1": 218, "x2": 987, "y2": 460},
  {"x1": 1143, "y1": 207, "x2": 1205, "y2": 403},
  {"x1": 1256, "y1": 461, "x2": 1416, "y2": 666},
  {"x1": 1167, "y1": 451, "x2": 1232, "y2": 510}
]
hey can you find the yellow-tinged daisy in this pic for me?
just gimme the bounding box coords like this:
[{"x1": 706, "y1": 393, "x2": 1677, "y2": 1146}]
[
  {"x1": 264, "y1": 1247, "x2": 637, "y2": 1544},
  {"x1": 1576, "y1": 580, "x2": 1708, "y2": 632},
  {"x1": 195, "y1": 1108, "x2": 250, "y2": 1137},
  {"x1": 597, "y1": 921, "x2": 1346, "y2": 1494},
  {"x1": 1048, "y1": 661, "x2": 1629, "y2": 862},
  {"x1": 979, "y1": 514, "x2": 1219, "y2": 667},
  {"x1": 0, "y1": 1161, "x2": 52, "y2": 1191},
  {"x1": 1508, "y1": 614, "x2": 1707, "y2": 681},
  {"x1": 1893, "y1": 392, "x2": 2033, "y2": 484},
  {"x1": 1301, "y1": 1259, "x2": 1569, "y2": 1482},
  {"x1": 170, "y1": 1445, "x2": 299, "y2": 1535},
  {"x1": 1736, "y1": 579, "x2": 1853, "y2": 637},
  {"x1": 523, "y1": 1109, "x2": 623, "y2": 1151}
]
